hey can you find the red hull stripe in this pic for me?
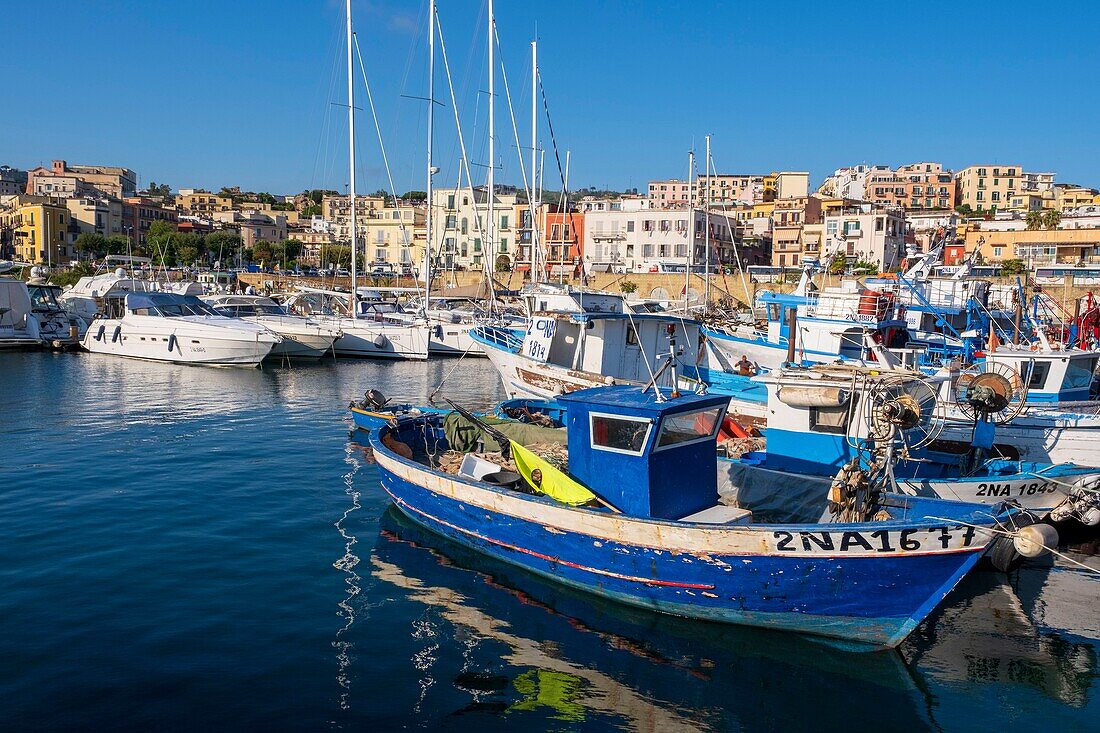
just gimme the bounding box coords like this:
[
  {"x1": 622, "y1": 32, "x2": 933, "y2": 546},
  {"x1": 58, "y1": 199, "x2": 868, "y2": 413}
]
[{"x1": 386, "y1": 489, "x2": 717, "y2": 590}]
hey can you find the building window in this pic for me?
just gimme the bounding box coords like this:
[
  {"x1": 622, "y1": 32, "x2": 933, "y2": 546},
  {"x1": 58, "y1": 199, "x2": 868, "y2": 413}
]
[
  {"x1": 627, "y1": 221, "x2": 635, "y2": 232},
  {"x1": 993, "y1": 246, "x2": 1003, "y2": 257},
  {"x1": 461, "y1": 218, "x2": 468, "y2": 234},
  {"x1": 446, "y1": 194, "x2": 455, "y2": 209}
]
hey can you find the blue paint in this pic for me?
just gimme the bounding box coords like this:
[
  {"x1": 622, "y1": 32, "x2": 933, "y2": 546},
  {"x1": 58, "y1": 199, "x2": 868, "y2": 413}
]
[
  {"x1": 556, "y1": 386, "x2": 729, "y2": 520},
  {"x1": 374, "y1": 449, "x2": 991, "y2": 649}
]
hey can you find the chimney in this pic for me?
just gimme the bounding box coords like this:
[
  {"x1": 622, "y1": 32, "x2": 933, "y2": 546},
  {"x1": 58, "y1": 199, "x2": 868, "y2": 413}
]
[{"x1": 52, "y1": 160, "x2": 67, "y2": 173}]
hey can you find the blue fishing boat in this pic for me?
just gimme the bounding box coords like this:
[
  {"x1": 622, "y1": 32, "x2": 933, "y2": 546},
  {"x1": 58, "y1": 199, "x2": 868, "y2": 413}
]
[{"x1": 369, "y1": 383, "x2": 1022, "y2": 648}]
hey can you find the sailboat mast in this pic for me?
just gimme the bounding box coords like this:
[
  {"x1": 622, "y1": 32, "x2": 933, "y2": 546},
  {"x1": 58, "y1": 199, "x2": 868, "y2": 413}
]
[
  {"x1": 529, "y1": 38, "x2": 538, "y2": 283},
  {"x1": 346, "y1": 0, "x2": 358, "y2": 318},
  {"x1": 424, "y1": 0, "x2": 435, "y2": 315},
  {"x1": 704, "y1": 134, "x2": 711, "y2": 305},
  {"x1": 686, "y1": 148, "x2": 695, "y2": 308},
  {"x1": 486, "y1": 0, "x2": 496, "y2": 286}
]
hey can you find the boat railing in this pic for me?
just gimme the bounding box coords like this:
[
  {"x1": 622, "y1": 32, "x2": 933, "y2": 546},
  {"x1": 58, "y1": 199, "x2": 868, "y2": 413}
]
[
  {"x1": 473, "y1": 324, "x2": 524, "y2": 352},
  {"x1": 803, "y1": 290, "x2": 897, "y2": 323}
]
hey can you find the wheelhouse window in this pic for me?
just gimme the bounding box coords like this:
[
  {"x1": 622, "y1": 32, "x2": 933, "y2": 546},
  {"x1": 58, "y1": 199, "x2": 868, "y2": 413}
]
[
  {"x1": 1062, "y1": 357, "x2": 1097, "y2": 391},
  {"x1": 809, "y1": 404, "x2": 851, "y2": 434},
  {"x1": 590, "y1": 413, "x2": 652, "y2": 455},
  {"x1": 1022, "y1": 361, "x2": 1051, "y2": 390},
  {"x1": 656, "y1": 407, "x2": 723, "y2": 449}
]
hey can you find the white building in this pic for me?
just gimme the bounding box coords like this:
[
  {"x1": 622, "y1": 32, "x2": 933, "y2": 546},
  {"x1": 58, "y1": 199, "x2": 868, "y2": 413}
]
[
  {"x1": 430, "y1": 187, "x2": 518, "y2": 270},
  {"x1": 823, "y1": 205, "x2": 907, "y2": 271},
  {"x1": 583, "y1": 206, "x2": 737, "y2": 272}
]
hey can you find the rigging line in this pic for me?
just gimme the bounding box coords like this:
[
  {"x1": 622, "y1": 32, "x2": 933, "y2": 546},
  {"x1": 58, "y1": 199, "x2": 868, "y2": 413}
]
[
  {"x1": 435, "y1": 8, "x2": 494, "y2": 303},
  {"x1": 310, "y1": 21, "x2": 344, "y2": 194},
  {"x1": 537, "y1": 71, "x2": 567, "y2": 192},
  {"x1": 352, "y1": 33, "x2": 413, "y2": 252},
  {"x1": 707, "y1": 152, "x2": 753, "y2": 307},
  {"x1": 924, "y1": 516, "x2": 1100, "y2": 575},
  {"x1": 491, "y1": 24, "x2": 538, "y2": 271}
]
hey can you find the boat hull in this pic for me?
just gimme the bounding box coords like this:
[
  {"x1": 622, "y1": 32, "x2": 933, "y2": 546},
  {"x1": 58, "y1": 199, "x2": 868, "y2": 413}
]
[
  {"x1": 331, "y1": 319, "x2": 429, "y2": 360},
  {"x1": 373, "y1": 440, "x2": 992, "y2": 649},
  {"x1": 82, "y1": 321, "x2": 275, "y2": 366}
]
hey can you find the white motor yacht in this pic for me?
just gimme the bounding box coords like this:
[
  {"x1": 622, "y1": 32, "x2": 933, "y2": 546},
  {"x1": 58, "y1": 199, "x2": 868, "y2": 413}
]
[
  {"x1": 0, "y1": 278, "x2": 43, "y2": 349},
  {"x1": 202, "y1": 294, "x2": 341, "y2": 359},
  {"x1": 27, "y1": 280, "x2": 89, "y2": 348},
  {"x1": 82, "y1": 292, "x2": 280, "y2": 367},
  {"x1": 282, "y1": 289, "x2": 429, "y2": 360},
  {"x1": 60, "y1": 268, "x2": 202, "y2": 321}
]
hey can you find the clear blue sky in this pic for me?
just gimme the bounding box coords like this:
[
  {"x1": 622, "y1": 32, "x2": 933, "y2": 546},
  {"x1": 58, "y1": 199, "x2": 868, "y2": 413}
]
[{"x1": 4, "y1": 1, "x2": 1099, "y2": 195}]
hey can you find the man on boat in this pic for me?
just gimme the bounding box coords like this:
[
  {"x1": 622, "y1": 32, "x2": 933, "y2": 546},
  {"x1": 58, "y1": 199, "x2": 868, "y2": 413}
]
[{"x1": 736, "y1": 355, "x2": 757, "y2": 377}]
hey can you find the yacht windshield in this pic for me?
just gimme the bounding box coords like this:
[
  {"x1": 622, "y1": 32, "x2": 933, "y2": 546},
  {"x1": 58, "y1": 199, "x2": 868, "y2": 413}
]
[
  {"x1": 158, "y1": 300, "x2": 220, "y2": 317},
  {"x1": 27, "y1": 286, "x2": 61, "y2": 310}
]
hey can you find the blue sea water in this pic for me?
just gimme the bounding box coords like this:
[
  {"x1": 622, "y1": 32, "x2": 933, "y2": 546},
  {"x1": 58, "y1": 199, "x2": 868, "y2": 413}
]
[{"x1": 1, "y1": 351, "x2": 1098, "y2": 731}]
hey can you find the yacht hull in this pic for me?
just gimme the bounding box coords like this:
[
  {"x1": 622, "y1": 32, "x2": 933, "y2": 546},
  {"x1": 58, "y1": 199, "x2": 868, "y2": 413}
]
[
  {"x1": 331, "y1": 319, "x2": 429, "y2": 360},
  {"x1": 82, "y1": 320, "x2": 275, "y2": 366}
]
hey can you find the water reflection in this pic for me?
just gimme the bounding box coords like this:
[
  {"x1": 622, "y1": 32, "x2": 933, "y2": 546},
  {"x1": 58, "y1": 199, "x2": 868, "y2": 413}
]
[
  {"x1": 903, "y1": 570, "x2": 1098, "y2": 709},
  {"x1": 367, "y1": 509, "x2": 934, "y2": 731}
]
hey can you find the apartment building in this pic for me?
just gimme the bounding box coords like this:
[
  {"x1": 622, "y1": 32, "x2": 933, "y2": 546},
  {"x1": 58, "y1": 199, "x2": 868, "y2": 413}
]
[
  {"x1": 123, "y1": 197, "x2": 179, "y2": 246},
  {"x1": 430, "y1": 188, "x2": 518, "y2": 270},
  {"x1": 25, "y1": 160, "x2": 137, "y2": 199},
  {"x1": 822, "y1": 205, "x2": 906, "y2": 270},
  {"x1": 583, "y1": 203, "x2": 740, "y2": 272},
  {"x1": 0, "y1": 196, "x2": 75, "y2": 264},
  {"x1": 861, "y1": 163, "x2": 954, "y2": 210},
  {"x1": 967, "y1": 228, "x2": 1100, "y2": 266},
  {"x1": 647, "y1": 179, "x2": 692, "y2": 209},
  {"x1": 235, "y1": 212, "x2": 288, "y2": 251},
  {"x1": 956, "y1": 165, "x2": 1055, "y2": 212},
  {"x1": 1054, "y1": 185, "x2": 1100, "y2": 213},
  {"x1": 66, "y1": 196, "x2": 124, "y2": 238},
  {"x1": 176, "y1": 190, "x2": 234, "y2": 215},
  {"x1": 0, "y1": 166, "x2": 26, "y2": 196},
  {"x1": 770, "y1": 196, "x2": 823, "y2": 267}
]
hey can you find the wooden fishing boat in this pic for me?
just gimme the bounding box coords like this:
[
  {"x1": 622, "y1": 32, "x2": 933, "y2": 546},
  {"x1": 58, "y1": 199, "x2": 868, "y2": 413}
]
[{"x1": 369, "y1": 383, "x2": 1022, "y2": 648}]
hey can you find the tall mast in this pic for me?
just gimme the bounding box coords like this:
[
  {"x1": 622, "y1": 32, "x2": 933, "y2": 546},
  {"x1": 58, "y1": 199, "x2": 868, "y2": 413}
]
[
  {"x1": 424, "y1": 0, "x2": 435, "y2": 314},
  {"x1": 529, "y1": 38, "x2": 538, "y2": 283},
  {"x1": 685, "y1": 148, "x2": 695, "y2": 308},
  {"x1": 346, "y1": 0, "x2": 358, "y2": 318},
  {"x1": 704, "y1": 134, "x2": 711, "y2": 305},
  {"x1": 486, "y1": 0, "x2": 495, "y2": 286}
]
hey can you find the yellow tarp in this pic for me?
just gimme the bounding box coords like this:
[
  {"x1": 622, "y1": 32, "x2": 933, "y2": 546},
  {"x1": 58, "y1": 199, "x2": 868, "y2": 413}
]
[{"x1": 510, "y1": 441, "x2": 596, "y2": 506}]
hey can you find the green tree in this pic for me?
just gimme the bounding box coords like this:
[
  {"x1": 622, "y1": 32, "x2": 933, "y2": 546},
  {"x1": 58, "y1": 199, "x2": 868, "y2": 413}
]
[
  {"x1": 619, "y1": 280, "x2": 638, "y2": 294},
  {"x1": 205, "y1": 231, "x2": 242, "y2": 263},
  {"x1": 303, "y1": 204, "x2": 322, "y2": 218},
  {"x1": 828, "y1": 257, "x2": 847, "y2": 275},
  {"x1": 367, "y1": 188, "x2": 390, "y2": 199},
  {"x1": 49, "y1": 261, "x2": 94, "y2": 288},
  {"x1": 74, "y1": 232, "x2": 107, "y2": 258},
  {"x1": 1000, "y1": 258, "x2": 1026, "y2": 275},
  {"x1": 495, "y1": 254, "x2": 511, "y2": 272},
  {"x1": 955, "y1": 204, "x2": 974, "y2": 216},
  {"x1": 323, "y1": 245, "x2": 352, "y2": 268},
  {"x1": 146, "y1": 181, "x2": 171, "y2": 197},
  {"x1": 401, "y1": 190, "x2": 427, "y2": 202},
  {"x1": 252, "y1": 240, "x2": 275, "y2": 264},
  {"x1": 1042, "y1": 210, "x2": 1062, "y2": 230},
  {"x1": 174, "y1": 232, "x2": 205, "y2": 265},
  {"x1": 105, "y1": 234, "x2": 134, "y2": 256},
  {"x1": 1025, "y1": 210, "x2": 1044, "y2": 230},
  {"x1": 146, "y1": 220, "x2": 177, "y2": 266},
  {"x1": 257, "y1": 192, "x2": 275, "y2": 205},
  {"x1": 280, "y1": 238, "x2": 304, "y2": 263}
]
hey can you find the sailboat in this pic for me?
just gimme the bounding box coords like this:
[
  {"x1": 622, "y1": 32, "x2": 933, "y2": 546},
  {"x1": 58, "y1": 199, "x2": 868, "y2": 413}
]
[{"x1": 314, "y1": 0, "x2": 430, "y2": 361}]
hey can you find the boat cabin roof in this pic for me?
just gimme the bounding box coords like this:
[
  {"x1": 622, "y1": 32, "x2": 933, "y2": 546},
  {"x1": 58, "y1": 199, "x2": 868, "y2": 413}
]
[{"x1": 557, "y1": 384, "x2": 728, "y2": 416}]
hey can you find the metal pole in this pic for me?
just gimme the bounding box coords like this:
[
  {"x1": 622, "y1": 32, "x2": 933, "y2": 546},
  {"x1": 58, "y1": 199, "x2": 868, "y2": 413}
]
[
  {"x1": 425, "y1": 0, "x2": 435, "y2": 317},
  {"x1": 529, "y1": 38, "x2": 539, "y2": 282},
  {"x1": 704, "y1": 134, "x2": 711, "y2": 305},
  {"x1": 346, "y1": 0, "x2": 358, "y2": 318},
  {"x1": 487, "y1": 0, "x2": 495, "y2": 283},
  {"x1": 685, "y1": 149, "x2": 695, "y2": 308}
]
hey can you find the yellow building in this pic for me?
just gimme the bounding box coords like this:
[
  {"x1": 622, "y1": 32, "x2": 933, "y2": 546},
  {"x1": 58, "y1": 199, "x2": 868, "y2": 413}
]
[
  {"x1": 0, "y1": 197, "x2": 74, "y2": 264},
  {"x1": 176, "y1": 190, "x2": 234, "y2": 215},
  {"x1": 955, "y1": 165, "x2": 1022, "y2": 212},
  {"x1": 1054, "y1": 186, "x2": 1099, "y2": 213},
  {"x1": 965, "y1": 228, "x2": 1100, "y2": 265}
]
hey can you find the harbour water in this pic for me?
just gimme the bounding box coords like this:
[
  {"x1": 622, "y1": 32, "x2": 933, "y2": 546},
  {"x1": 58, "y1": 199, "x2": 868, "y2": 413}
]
[{"x1": 1, "y1": 352, "x2": 1098, "y2": 731}]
